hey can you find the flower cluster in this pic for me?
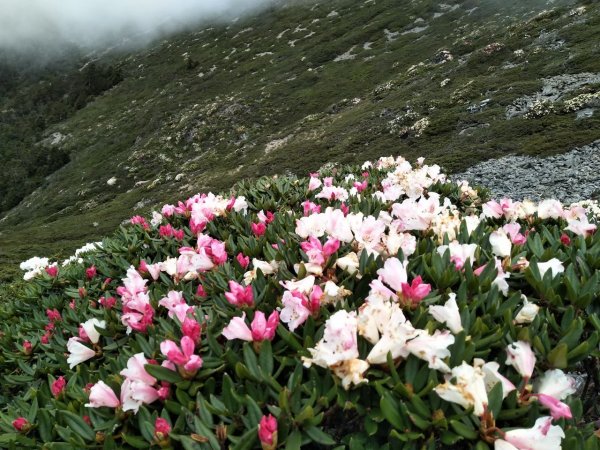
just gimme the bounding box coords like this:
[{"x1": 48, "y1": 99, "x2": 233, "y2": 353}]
[{"x1": 6, "y1": 154, "x2": 599, "y2": 449}]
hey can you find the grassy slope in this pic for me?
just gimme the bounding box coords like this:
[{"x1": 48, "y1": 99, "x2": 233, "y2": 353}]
[{"x1": 1, "y1": 0, "x2": 599, "y2": 280}]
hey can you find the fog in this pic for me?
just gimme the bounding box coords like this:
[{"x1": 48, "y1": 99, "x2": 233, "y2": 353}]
[{"x1": 0, "y1": 0, "x2": 283, "y2": 55}]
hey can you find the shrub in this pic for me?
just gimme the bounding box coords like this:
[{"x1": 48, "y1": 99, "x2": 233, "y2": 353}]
[{"x1": 0, "y1": 155, "x2": 599, "y2": 449}]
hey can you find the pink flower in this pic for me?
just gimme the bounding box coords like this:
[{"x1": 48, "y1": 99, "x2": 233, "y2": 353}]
[
  {"x1": 190, "y1": 218, "x2": 207, "y2": 234},
  {"x1": 160, "y1": 336, "x2": 203, "y2": 374},
  {"x1": 323, "y1": 237, "x2": 340, "y2": 257},
  {"x1": 99, "y1": 296, "x2": 116, "y2": 309},
  {"x1": 353, "y1": 180, "x2": 368, "y2": 192},
  {"x1": 22, "y1": 340, "x2": 32, "y2": 355},
  {"x1": 503, "y1": 223, "x2": 527, "y2": 245},
  {"x1": 51, "y1": 376, "x2": 66, "y2": 398},
  {"x1": 308, "y1": 176, "x2": 322, "y2": 191},
  {"x1": 158, "y1": 291, "x2": 193, "y2": 322},
  {"x1": 305, "y1": 285, "x2": 322, "y2": 314},
  {"x1": 251, "y1": 311, "x2": 279, "y2": 341},
  {"x1": 536, "y1": 394, "x2": 572, "y2": 420},
  {"x1": 301, "y1": 237, "x2": 326, "y2": 265},
  {"x1": 279, "y1": 291, "x2": 310, "y2": 331},
  {"x1": 161, "y1": 204, "x2": 176, "y2": 216},
  {"x1": 251, "y1": 222, "x2": 266, "y2": 237},
  {"x1": 225, "y1": 281, "x2": 254, "y2": 307},
  {"x1": 12, "y1": 417, "x2": 30, "y2": 432},
  {"x1": 182, "y1": 318, "x2": 202, "y2": 345},
  {"x1": 45, "y1": 265, "x2": 58, "y2": 277},
  {"x1": 302, "y1": 200, "x2": 321, "y2": 216},
  {"x1": 400, "y1": 276, "x2": 432, "y2": 306},
  {"x1": 86, "y1": 265, "x2": 97, "y2": 279},
  {"x1": 340, "y1": 203, "x2": 350, "y2": 216},
  {"x1": 120, "y1": 378, "x2": 160, "y2": 413},
  {"x1": 46, "y1": 308, "x2": 61, "y2": 322},
  {"x1": 236, "y1": 253, "x2": 250, "y2": 269},
  {"x1": 377, "y1": 257, "x2": 408, "y2": 292},
  {"x1": 258, "y1": 210, "x2": 275, "y2": 224},
  {"x1": 154, "y1": 418, "x2": 171, "y2": 441},
  {"x1": 120, "y1": 353, "x2": 157, "y2": 385},
  {"x1": 85, "y1": 381, "x2": 121, "y2": 408},
  {"x1": 130, "y1": 215, "x2": 150, "y2": 230},
  {"x1": 506, "y1": 341, "x2": 536, "y2": 380},
  {"x1": 208, "y1": 240, "x2": 228, "y2": 265},
  {"x1": 560, "y1": 234, "x2": 571, "y2": 246},
  {"x1": 222, "y1": 313, "x2": 253, "y2": 341},
  {"x1": 258, "y1": 415, "x2": 278, "y2": 448}
]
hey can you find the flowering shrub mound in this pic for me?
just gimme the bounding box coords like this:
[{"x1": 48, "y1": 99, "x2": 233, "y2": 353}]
[{"x1": 1, "y1": 155, "x2": 599, "y2": 449}]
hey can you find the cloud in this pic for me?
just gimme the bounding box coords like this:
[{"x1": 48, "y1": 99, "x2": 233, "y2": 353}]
[{"x1": 0, "y1": 0, "x2": 279, "y2": 54}]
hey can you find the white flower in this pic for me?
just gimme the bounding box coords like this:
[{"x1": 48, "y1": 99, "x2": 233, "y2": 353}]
[
  {"x1": 535, "y1": 369, "x2": 577, "y2": 400},
  {"x1": 303, "y1": 310, "x2": 359, "y2": 368},
  {"x1": 434, "y1": 361, "x2": 488, "y2": 416},
  {"x1": 506, "y1": 341, "x2": 536, "y2": 379},
  {"x1": 515, "y1": 296, "x2": 539, "y2": 324},
  {"x1": 405, "y1": 329, "x2": 454, "y2": 373},
  {"x1": 536, "y1": 258, "x2": 564, "y2": 278},
  {"x1": 364, "y1": 300, "x2": 416, "y2": 364},
  {"x1": 463, "y1": 215, "x2": 481, "y2": 235},
  {"x1": 150, "y1": 211, "x2": 163, "y2": 227},
  {"x1": 331, "y1": 359, "x2": 370, "y2": 390},
  {"x1": 66, "y1": 337, "x2": 96, "y2": 369},
  {"x1": 501, "y1": 416, "x2": 565, "y2": 450},
  {"x1": 489, "y1": 230, "x2": 512, "y2": 257},
  {"x1": 280, "y1": 276, "x2": 315, "y2": 295},
  {"x1": 336, "y1": 252, "x2": 360, "y2": 275},
  {"x1": 80, "y1": 318, "x2": 106, "y2": 344},
  {"x1": 232, "y1": 196, "x2": 248, "y2": 214},
  {"x1": 428, "y1": 294, "x2": 463, "y2": 334},
  {"x1": 473, "y1": 358, "x2": 516, "y2": 399},
  {"x1": 321, "y1": 281, "x2": 351, "y2": 305},
  {"x1": 537, "y1": 199, "x2": 564, "y2": 220}
]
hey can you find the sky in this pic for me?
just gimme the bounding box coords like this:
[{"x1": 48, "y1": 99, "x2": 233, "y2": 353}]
[{"x1": 0, "y1": 0, "x2": 281, "y2": 54}]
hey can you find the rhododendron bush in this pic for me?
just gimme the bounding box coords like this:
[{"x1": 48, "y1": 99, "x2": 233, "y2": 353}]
[{"x1": 0, "y1": 155, "x2": 599, "y2": 449}]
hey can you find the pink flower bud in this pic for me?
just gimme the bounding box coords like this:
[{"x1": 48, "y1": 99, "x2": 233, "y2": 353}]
[
  {"x1": 251, "y1": 222, "x2": 266, "y2": 237},
  {"x1": 224, "y1": 281, "x2": 254, "y2": 308},
  {"x1": 258, "y1": 414, "x2": 278, "y2": 449},
  {"x1": 236, "y1": 253, "x2": 250, "y2": 269},
  {"x1": 196, "y1": 284, "x2": 207, "y2": 298},
  {"x1": 154, "y1": 418, "x2": 171, "y2": 441},
  {"x1": 45, "y1": 265, "x2": 58, "y2": 277},
  {"x1": 51, "y1": 376, "x2": 66, "y2": 398},
  {"x1": 22, "y1": 340, "x2": 32, "y2": 355},
  {"x1": 12, "y1": 417, "x2": 30, "y2": 432},
  {"x1": 86, "y1": 266, "x2": 97, "y2": 279},
  {"x1": 182, "y1": 318, "x2": 202, "y2": 345},
  {"x1": 560, "y1": 234, "x2": 571, "y2": 246}
]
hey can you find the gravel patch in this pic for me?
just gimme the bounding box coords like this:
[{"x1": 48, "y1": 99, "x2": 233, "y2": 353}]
[{"x1": 452, "y1": 140, "x2": 600, "y2": 203}]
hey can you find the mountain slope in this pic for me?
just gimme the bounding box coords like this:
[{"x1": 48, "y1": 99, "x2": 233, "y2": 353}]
[{"x1": 1, "y1": 0, "x2": 599, "y2": 279}]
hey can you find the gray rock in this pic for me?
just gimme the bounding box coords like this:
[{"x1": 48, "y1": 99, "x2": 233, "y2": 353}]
[{"x1": 452, "y1": 140, "x2": 600, "y2": 203}]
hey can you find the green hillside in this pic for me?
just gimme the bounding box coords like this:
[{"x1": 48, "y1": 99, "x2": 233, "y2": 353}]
[{"x1": 1, "y1": 0, "x2": 599, "y2": 280}]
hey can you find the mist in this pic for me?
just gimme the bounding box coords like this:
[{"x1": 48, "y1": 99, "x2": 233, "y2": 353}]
[{"x1": 0, "y1": 0, "x2": 283, "y2": 56}]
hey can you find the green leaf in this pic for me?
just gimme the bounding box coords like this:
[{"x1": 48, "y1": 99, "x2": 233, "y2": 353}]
[
  {"x1": 122, "y1": 434, "x2": 151, "y2": 448},
  {"x1": 547, "y1": 343, "x2": 568, "y2": 369},
  {"x1": 258, "y1": 340, "x2": 274, "y2": 376},
  {"x1": 285, "y1": 430, "x2": 302, "y2": 450},
  {"x1": 380, "y1": 392, "x2": 407, "y2": 430},
  {"x1": 145, "y1": 364, "x2": 184, "y2": 383},
  {"x1": 304, "y1": 426, "x2": 336, "y2": 445},
  {"x1": 486, "y1": 382, "x2": 504, "y2": 420},
  {"x1": 59, "y1": 410, "x2": 95, "y2": 442}
]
